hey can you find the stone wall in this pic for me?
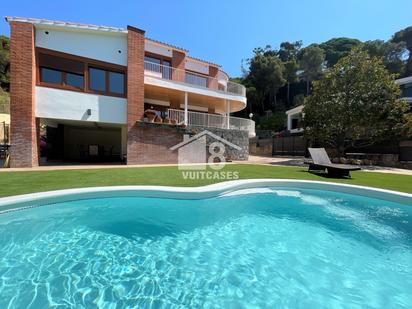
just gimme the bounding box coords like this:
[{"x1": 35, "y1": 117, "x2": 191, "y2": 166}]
[
  {"x1": 126, "y1": 122, "x2": 249, "y2": 164},
  {"x1": 187, "y1": 126, "x2": 249, "y2": 161}
]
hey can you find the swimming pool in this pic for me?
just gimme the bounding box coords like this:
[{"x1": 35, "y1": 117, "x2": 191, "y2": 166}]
[{"x1": 0, "y1": 180, "x2": 411, "y2": 308}]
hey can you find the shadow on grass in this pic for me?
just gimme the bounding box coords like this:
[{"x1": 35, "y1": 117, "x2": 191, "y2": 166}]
[{"x1": 306, "y1": 170, "x2": 354, "y2": 180}]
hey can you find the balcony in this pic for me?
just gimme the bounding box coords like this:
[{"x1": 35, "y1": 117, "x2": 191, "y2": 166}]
[
  {"x1": 144, "y1": 61, "x2": 246, "y2": 97},
  {"x1": 168, "y1": 108, "x2": 255, "y2": 137}
]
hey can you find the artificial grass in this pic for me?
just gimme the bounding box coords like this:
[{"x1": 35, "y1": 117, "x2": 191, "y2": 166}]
[{"x1": 0, "y1": 164, "x2": 411, "y2": 197}]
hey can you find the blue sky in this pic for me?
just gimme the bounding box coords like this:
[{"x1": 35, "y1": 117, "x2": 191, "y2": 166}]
[{"x1": 1, "y1": 0, "x2": 411, "y2": 76}]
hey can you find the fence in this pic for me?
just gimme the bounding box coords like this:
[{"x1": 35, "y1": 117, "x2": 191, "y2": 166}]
[
  {"x1": 272, "y1": 135, "x2": 306, "y2": 156},
  {"x1": 167, "y1": 109, "x2": 255, "y2": 137}
]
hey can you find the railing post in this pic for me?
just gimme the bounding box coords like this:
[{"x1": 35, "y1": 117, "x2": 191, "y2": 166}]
[
  {"x1": 184, "y1": 92, "x2": 188, "y2": 126},
  {"x1": 226, "y1": 100, "x2": 230, "y2": 129}
]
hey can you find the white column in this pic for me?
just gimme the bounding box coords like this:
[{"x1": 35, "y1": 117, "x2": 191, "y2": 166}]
[
  {"x1": 184, "y1": 92, "x2": 188, "y2": 125},
  {"x1": 226, "y1": 100, "x2": 230, "y2": 129},
  {"x1": 287, "y1": 114, "x2": 291, "y2": 131}
]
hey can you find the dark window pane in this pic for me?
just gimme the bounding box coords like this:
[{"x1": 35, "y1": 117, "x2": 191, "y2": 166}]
[
  {"x1": 89, "y1": 68, "x2": 106, "y2": 92},
  {"x1": 162, "y1": 60, "x2": 171, "y2": 79},
  {"x1": 66, "y1": 73, "x2": 84, "y2": 88},
  {"x1": 109, "y1": 72, "x2": 124, "y2": 94},
  {"x1": 41, "y1": 68, "x2": 62, "y2": 84},
  {"x1": 144, "y1": 56, "x2": 161, "y2": 72},
  {"x1": 144, "y1": 56, "x2": 161, "y2": 64}
]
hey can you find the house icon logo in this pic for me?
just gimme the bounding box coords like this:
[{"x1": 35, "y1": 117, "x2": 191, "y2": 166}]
[{"x1": 170, "y1": 130, "x2": 241, "y2": 171}]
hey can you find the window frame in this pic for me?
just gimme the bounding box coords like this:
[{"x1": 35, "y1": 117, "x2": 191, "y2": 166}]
[{"x1": 36, "y1": 47, "x2": 127, "y2": 98}]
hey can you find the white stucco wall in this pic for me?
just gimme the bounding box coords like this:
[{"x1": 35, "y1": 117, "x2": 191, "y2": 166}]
[
  {"x1": 185, "y1": 60, "x2": 209, "y2": 75},
  {"x1": 144, "y1": 41, "x2": 173, "y2": 57},
  {"x1": 36, "y1": 86, "x2": 127, "y2": 124},
  {"x1": 35, "y1": 26, "x2": 127, "y2": 65}
]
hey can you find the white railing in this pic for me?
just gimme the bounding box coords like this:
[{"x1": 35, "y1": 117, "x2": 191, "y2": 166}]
[
  {"x1": 168, "y1": 108, "x2": 255, "y2": 137},
  {"x1": 144, "y1": 61, "x2": 246, "y2": 97}
]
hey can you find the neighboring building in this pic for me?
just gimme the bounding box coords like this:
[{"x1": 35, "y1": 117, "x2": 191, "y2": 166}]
[
  {"x1": 0, "y1": 103, "x2": 10, "y2": 144},
  {"x1": 285, "y1": 105, "x2": 304, "y2": 133},
  {"x1": 396, "y1": 76, "x2": 412, "y2": 111},
  {"x1": 284, "y1": 76, "x2": 412, "y2": 133},
  {"x1": 5, "y1": 17, "x2": 253, "y2": 167}
]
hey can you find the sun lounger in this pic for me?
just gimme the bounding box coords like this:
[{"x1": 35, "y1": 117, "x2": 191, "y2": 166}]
[{"x1": 307, "y1": 148, "x2": 361, "y2": 177}]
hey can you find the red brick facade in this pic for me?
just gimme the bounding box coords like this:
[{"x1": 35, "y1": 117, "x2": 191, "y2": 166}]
[
  {"x1": 208, "y1": 66, "x2": 219, "y2": 90},
  {"x1": 129, "y1": 123, "x2": 181, "y2": 164},
  {"x1": 9, "y1": 22, "x2": 39, "y2": 167},
  {"x1": 126, "y1": 26, "x2": 146, "y2": 165},
  {"x1": 172, "y1": 50, "x2": 186, "y2": 82}
]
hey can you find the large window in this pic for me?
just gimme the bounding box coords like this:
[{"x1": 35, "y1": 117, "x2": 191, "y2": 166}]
[
  {"x1": 185, "y1": 72, "x2": 208, "y2": 87},
  {"x1": 144, "y1": 54, "x2": 172, "y2": 80},
  {"x1": 37, "y1": 49, "x2": 126, "y2": 97},
  {"x1": 402, "y1": 83, "x2": 412, "y2": 97},
  {"x1": 89, "y1": 68, "x2": 106, "y2": 92},
  {"x1": 109, "y1": 72, "x2": 125, "y2": 94},
  {"x1": 88, "y1": 67, "x2": 125, "y2": 95},
  {"x1": 66, "y1": 72, "x2": 84, "y2": 88},
  {"x1": 40, "y1": 68, "x2": 62, "y2": 84},
  {"x1": 39, "y1": 53, "x2": 84, "y2": 90}
]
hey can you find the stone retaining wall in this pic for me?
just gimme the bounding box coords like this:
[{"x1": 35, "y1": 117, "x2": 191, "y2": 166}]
[{"x1": 126, "y1": 122, "x2": 249, "y2": 164}]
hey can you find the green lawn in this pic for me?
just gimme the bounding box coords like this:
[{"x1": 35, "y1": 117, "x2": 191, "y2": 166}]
[{"x1": 0, "y1": 164, "x2": 411, "y2": 197}]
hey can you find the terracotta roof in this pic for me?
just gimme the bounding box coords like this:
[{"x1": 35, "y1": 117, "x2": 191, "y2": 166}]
[
  {"x1": 145, "y1": 37, "x2": 188, "y2": 53},
  {"x1": 186, "y1": 56, "x2": 221, "y2": 68}
]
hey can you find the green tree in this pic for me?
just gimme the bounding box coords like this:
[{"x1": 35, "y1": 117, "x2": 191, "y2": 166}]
[
  {"x1": 299, "y1": 45, "x2": 325, "y2": 95},
  {"x1": 392, "y1": 26, "x2": 412, "y2": 76},
  {"x1": 304, "y1": 49, "x2": 410, "y2": 156},
  {"x1": 256, "y1": 112, "x2": 286, "y2": 131},
  {"x1": 279, "y1": 41, "x2": 301, "y2": 104},
  {"x1": 0, "y1": 87, "x2": 9, "y2": 106},
  {"x1": 247, "y1": 46, "x2": 285, "y2": 112},
  {"x1": 362, "y1": 39, "x2": 406, "y2": 75},
  {"x1": 319, "y1": 38, "x2": 362, "y2": 67},
  {"x1": 0, "y1": 35, "x2": 10, "y2": 91}
]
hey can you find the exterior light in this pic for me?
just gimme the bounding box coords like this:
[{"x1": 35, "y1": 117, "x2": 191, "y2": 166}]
[
  {"x1": 249, "y1": 113, "x2": 253, "y2": 119},
  {"x1": 87, "y1": 109, "x2": 92, "y2": 116}
]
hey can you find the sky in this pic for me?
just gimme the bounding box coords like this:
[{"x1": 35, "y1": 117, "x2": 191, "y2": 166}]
[{"x1": 1, "y1": 0, "x2": 411, "y2": 76}]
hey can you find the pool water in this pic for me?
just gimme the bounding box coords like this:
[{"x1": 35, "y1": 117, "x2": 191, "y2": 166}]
[{"x1": 0, "y1": 188, "x2": 411, "y2": 308}]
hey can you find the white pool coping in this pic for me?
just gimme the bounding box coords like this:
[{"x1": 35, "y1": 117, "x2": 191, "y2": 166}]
[{"x1": 0, "y1": 179, "x2": 411, "y2": 213}]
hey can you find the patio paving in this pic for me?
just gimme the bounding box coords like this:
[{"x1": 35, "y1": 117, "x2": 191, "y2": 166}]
[
  {"x1": 0, "y1": 155, "x2": 411, "y2": 176},
  {"x1": 238, "y1": 155, "x2": 412, "y2": 176}
]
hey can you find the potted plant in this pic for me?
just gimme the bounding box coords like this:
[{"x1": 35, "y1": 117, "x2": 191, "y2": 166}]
[{"x1": 145, "y1": 108, "x2": 157, "y2": 123}]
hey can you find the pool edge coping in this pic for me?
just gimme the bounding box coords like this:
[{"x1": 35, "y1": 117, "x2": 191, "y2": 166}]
[{"x1": 0, "y1": 179, "x2": 411, "y2": 213}]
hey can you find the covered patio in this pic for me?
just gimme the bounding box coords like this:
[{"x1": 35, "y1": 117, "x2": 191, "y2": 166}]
[{"x1": 40, "y1": 118, "x2": 125, "y2": 165}]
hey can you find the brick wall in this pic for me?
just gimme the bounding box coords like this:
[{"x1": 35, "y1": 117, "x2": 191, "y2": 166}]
[
  {"x1": 128, "y1": 122, "x2": 248, "y2": 164},
  {"x1": 208, "y1": 66, "x2": 219, "y2": 90},
  {"x1": 129, "y1": 122, "x2": 181, "y2": 164},
  {"x1": 9, "y1": 22, "x2": 39, "y2": 167},
  {"x1": 172, "y1": 50, "x2": 186, "y2": 82},
  {"x1": 126, "y1": 26, "x2": 145, "y2": 165}
]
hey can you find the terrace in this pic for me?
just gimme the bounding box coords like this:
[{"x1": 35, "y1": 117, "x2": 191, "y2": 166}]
[{"x1": 144, "y1": 61, "x2": 255, "y2": 137}]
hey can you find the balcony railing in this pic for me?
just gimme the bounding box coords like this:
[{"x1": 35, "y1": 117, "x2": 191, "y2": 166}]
[
  {"x1": 168, "y1": 108, "x2": 255, "y2": 137},
  {"x1": 144, "y1": 61, "x2": 246, "y2": 97}
]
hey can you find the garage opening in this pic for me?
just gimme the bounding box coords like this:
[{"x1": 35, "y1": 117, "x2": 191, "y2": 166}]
[{"x1": 41, "y1": 119, "x2": 124, "y2": 165}]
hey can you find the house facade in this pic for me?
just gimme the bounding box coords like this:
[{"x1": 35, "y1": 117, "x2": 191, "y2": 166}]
[
  {"x1": 396, "y1": 76, "x2": 412, "y2": 111},
  {"x1": 6, "y1": 17, "x2": 253, "y2": 167}
]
